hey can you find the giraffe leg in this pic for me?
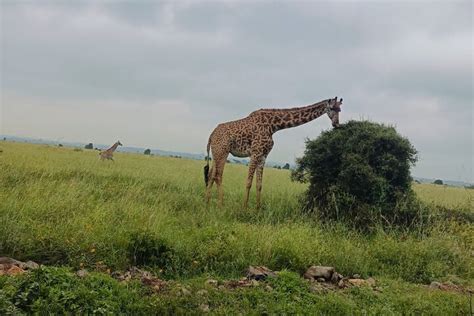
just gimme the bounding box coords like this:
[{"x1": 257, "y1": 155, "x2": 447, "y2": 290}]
[
  {"x1": 205, "y1": 164, "x2": 216, "y2": 205},
  {"x1": 215, "y1": 157, "x2": 227, "y2": 208},
  {"x1": 243, "y1": 158, "x2": 259, "y2": 209},
  {"x1": 255, "y1": 162, "x2": 265, "y2": 209}
]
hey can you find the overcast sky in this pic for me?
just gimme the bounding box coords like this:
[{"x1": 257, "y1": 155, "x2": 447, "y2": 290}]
[{"x1": 1, "y1": 1, "x2": 472, "y2": 182}]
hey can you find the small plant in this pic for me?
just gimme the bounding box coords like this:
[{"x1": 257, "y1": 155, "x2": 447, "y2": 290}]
[
  {"x1": 433, "y1": 179, "x2": 443, "y2": 185},
  {"x1": 144, "y1": 149, "x2": 151, "y2": 155},
  {"x1": 84, "y1": 143, "x2": 93, "y2": 150},
  {"x1": 127, "y1": 231, "x2": 176, "y2": 268}
]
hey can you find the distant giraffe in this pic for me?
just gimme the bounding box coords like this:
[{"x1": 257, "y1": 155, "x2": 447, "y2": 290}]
[
  {"x1": 204, "y1": 97, "x2": 343, "y2": 209},
  {"x1": 99, "y1": 141, "x2": 122, "y2": 161}
]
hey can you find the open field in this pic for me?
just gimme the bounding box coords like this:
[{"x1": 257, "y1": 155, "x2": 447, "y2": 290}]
[{"x1": 0, "y1": 141, "x2": 473, "y2": 314}]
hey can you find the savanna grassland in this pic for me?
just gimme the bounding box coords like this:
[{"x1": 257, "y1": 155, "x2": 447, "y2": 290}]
[{"x1": 0, "y1": 141, "x2": 473, "y2": 314}]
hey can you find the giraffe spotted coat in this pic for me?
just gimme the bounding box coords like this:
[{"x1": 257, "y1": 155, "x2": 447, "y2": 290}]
[{"x1": 205, "y1": 97, "x2": 343, "y2": 209}]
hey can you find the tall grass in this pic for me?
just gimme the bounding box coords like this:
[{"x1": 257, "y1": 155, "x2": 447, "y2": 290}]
[{"x1": 0, "y1": 142, "x2": 472, "y2": 286}]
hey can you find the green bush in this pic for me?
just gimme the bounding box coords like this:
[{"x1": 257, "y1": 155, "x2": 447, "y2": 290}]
[
  {"x1": 127, "y1": 232, "x2": 177, "y2": 269},
  {"x1": 0, "y1": 267, "x2": 154, "y2": 314},
  {"x1": 292, "y1": 120, "x2": 424, "y2": 231}
]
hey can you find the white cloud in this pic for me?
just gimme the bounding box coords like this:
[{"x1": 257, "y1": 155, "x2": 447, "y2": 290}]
[{"x1": 0, "y1": 0, "x2": 472, "y2": 182}]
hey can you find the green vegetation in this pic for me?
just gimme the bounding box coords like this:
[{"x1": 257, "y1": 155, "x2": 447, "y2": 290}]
[
  {"x1": 0, "y1": 141, "x2": 473, "y2": 314},
  {"x1": 292, "y1": 121, "x2": 421, "y2": 230},
  {"x1": 0, "y1": 268, "x2": 469, "y2": 315}
]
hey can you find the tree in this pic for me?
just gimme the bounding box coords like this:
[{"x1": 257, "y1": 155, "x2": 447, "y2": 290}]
[
  {"x1": 282, "y1": 163, "x2": 290, "y2": 170},
  {"x1": 292, "y1": 120, "x2": 421, "y2": 230},
  {"x1": 433, "y1": 179, "x2": 443, "y2": 185},
  {"x1": 84, "y1": 143, "x2": 93, "y2": 149},
  {"x1": 144, "y1": 149, "x2": 151, "y2": 155}
]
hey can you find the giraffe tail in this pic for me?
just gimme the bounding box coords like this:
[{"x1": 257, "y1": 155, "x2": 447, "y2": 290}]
[{"x1": 204, "y1": 136, "x2": 211, "y2": 186}]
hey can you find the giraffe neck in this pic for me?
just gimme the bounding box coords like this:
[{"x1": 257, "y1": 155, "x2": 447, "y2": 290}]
[
  {"x1": 268, "y1": 100, "x2": 329, "y2": 133},
  {"x1": 108, "y1": 142, "x2": 119, "y2": 152}
]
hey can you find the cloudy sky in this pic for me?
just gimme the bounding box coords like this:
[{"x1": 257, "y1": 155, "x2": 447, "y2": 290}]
[{"x1": 1, "y1": 1, "x2": 472, "y2": 182}]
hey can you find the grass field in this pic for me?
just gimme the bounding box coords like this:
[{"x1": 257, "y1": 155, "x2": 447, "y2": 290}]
[{"x1": 0, "y1": 141, "x2": 473, "y2": 314}]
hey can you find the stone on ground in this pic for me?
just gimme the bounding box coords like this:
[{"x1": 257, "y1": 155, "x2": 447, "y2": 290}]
[
  {"x1": 246, "y1": 266, "x2": 277, "y2": 281},
  {"x1": 303, "y1": 266, "x2": 335, "y2": 281}
]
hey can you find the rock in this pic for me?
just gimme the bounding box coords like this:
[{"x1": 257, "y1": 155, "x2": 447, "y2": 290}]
[
  {"x1": 0, "y1": 257, "x2": 39, "y2": 272},
  {"x1": 4, "y1": 265, "x2": 25, "y2": 276},
  {"x1": 110, "y1": 271, "x2": 123, "y2": 279},
  {"x1": 199, "y1": 304, "x2": 210, "y2": 313},
  {"x1": 331, "y1": 272, "x2": 343, "y2": 283},
  {"x1": 348, "y1": 279, "x2": 369, "y2": 287},
  {"x1": 367, "y1": 277, "x2": 376, "y2": 286},
  {"x1": 0, "y1": 257, "x2": 40, "y2": 276},
  {"x1": 251, "y1": 279, "x2": 260, "y2": 286},
  {"x1": 205, "y1": 279, "x2": 218, "y2": 287},
  {"x1": 197, "y1": 289, "x2": 208, "y2": 296},
  {"x1": 0, "y1": 257, "x2": 22, "y2": 265},
  {"x1": 303, "y1": 266, "x2": 335, "y2": 281},
  {"x1": 112, "y1": 267, "x2": 161, "y2": 284},
  {"x1": 247, "y1": 266, "x2": 276, "y2": 281},
  {"x1": 119, "y1": 271, "x2": 132, "y2": 282},
  {"x1": 224, "y1": 279, "x2": 253, "y2": 289},
  {"x1": 317, "y1": 277, "x2": 326, "y2": 283},
  {"x1": 352, "y1": 274, "x2": 361, "y2": 279},
  {"x1": 76, "y1": 269, "x2": 88, "y2": 278},
  {"x1": 129, "y1": 266, "x2": 152, "y2": 279},
  {"x1": 429, "y1": 281, "x2": 442, "y2": 289},
  {"x1": 23, "y1": 261, "x2": 40, "y2": 270},
  {"x1": 142, "y1": 276, "x2": 167, "y2": 292},
  {"x1": 338, "y1": 280, "x2": 345, "y2": 288}
]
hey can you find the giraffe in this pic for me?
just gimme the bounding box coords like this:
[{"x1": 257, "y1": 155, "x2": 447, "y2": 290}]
[
  {"x1": 99, "y1": 141, "x2": 122, "y2": 161},
  {"x1": 204, "y1": 97, "x2": 343, "y2": 209}
]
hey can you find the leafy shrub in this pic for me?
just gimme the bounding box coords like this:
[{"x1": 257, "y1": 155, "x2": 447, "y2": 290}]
[
  {"x1": 127, "y1": 232, "x2": 176, "y2": 269},
  {"x1": 0, "y1": 267, "x2": 154, "y2": 314},
  {"x1": 144, "y1": 149, "x2": 151, "y2": 155},
  {"x1": 433, "y1": 179, "x2": 443, "y2": 185},
  {"x1": 292, "y1": 120, "x2": 424, "y2": 231},
  {"x1": 84, "y1": 143, "x2": 93, "y2": 149}
]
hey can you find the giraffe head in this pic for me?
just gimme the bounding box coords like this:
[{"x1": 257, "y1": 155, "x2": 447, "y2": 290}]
[
  {"x1": 117, "y1": 141, "x2": 123, "y2": 146},
  {"x1": 326, "y1": 97, "x2": 343, "y2": 128}
]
